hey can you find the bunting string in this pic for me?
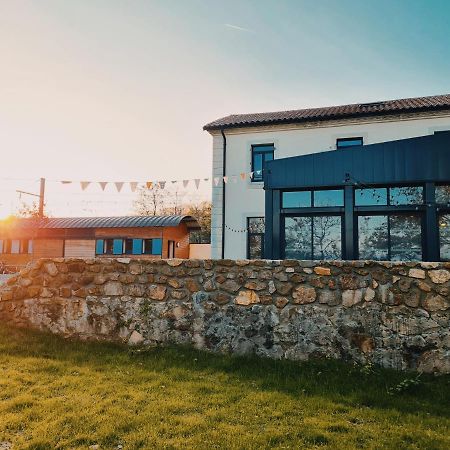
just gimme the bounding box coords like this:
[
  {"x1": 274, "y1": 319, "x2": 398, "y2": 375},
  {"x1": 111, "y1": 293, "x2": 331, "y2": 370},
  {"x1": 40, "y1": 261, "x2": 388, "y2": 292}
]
[{"x1": 54, "y1": 170, "x2": 265, "y2": 192}]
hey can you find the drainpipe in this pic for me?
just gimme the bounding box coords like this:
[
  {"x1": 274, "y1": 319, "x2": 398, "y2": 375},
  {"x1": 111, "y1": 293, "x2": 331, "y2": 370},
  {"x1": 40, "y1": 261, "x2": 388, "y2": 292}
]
[{"x1": 220, "y1": 129, "x2": 227, "y2": 259}]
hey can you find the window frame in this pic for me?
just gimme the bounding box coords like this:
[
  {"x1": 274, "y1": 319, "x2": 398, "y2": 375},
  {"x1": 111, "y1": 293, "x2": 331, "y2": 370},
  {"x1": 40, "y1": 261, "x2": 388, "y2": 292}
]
[
  {"x1": 251, "y1": 144, "x2": 274, "y2": 183},
  {"x1": 282, "y1": 212, "x2": 344, "y2": 260},
  {"x1": 247, "y1": 217, "x2": 265, "y2": 259},
  {"x1": 336, "y1": 137, "x2": 364, "y2": 149}
]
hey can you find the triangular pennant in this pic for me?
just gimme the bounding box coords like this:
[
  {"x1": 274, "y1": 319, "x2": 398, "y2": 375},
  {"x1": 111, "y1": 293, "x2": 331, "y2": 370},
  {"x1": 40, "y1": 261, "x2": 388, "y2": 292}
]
[
  {"x1": 146, "y1": 181, "x2": 153, "y2": 189},
  {"x1": 249, "y1": 172, "x2": 254, "y2": 179},
  {"x1": 129, "y1": 182, "x2": 138, "y2": 192},
  {"x1": 183, "y1": 180, "x2": 189, "y2": 188},
  {"x1": 99, "y1": 182, "x2": 108, "y2": 191},
  {"x1": 223, "y1": 176, "x2": 228, "y2": 184},
  {"x1": 213, "y1": 177, "x2": 221, "y2": 186},
  {"x1": 240, "y1": 173, "x2": 247, "y2": 180},
  {"x1": 61, "y1": 180, "x2": 72, "y2": 185},
  {"x1": 159, "y1": 181, "x2": 166, "y2": 189},
  {"x1": 115, "y1": 182, "x2": 124, "y2": 192},
  {"x1": 194, "y1": 179, "x2": 200, "y2": 189},
  {"x1": 80, "y1": 181, "x2": 90, "y2": 191}
]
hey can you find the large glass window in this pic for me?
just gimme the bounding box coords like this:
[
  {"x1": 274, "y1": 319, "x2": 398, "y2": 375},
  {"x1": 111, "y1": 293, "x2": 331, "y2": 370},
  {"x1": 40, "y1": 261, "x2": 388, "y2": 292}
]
[
  {"x1": 389, "y1": 186, "x2": 423, "y2": 205},
  {"x1": 247, "y1": 217, "x2": 265, "y2": 259},
  {"x1": 282, "y1": 191, "x2": 311, "y2": 208},
  {"x1": 358, "y1": 215, "x2": 389, "y2": 260},
  {"x1": 436, "y1": 185, "x2": 450, "y2": 204},
  {"x1": 251, "y1": 144, "x2": 274, "y2": 182},
  {"x1": 439, "y1": 214, "x2": 450, "y2": 260},
  {"x1": 358, "y1": 214, "x2": 422, "y2": 261},
  {"x1": 355, "y1": 188, "x2": 388, "y2": 206},
  {"x1": 337, "y1": 137, "x2": 363, "y2": 148},
  {"x1": 314, "y1": 190, "x2": 344, "y2": 207},
  {"x1": 284, "y1": 215, "x2": 341, "y2": 260}
]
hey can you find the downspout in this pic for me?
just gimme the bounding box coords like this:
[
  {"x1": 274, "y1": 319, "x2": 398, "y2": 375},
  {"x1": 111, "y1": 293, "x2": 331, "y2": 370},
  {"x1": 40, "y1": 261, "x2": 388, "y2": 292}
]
[{"x1": 220, "y1": 129, "x2": 227, "y2": 259}]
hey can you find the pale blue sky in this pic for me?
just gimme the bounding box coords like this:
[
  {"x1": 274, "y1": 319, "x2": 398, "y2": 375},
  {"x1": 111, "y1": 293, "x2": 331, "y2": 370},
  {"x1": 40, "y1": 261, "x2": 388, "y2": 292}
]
[{"x1": 0, "y1": 0, "x2": 449, "y2": 216}]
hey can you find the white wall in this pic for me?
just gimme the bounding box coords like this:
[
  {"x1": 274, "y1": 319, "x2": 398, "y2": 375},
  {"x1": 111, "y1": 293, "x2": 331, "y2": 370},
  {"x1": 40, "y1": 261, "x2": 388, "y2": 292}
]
[{"x1": 209, "y1": 113, "x2": 450, "y2": 259}]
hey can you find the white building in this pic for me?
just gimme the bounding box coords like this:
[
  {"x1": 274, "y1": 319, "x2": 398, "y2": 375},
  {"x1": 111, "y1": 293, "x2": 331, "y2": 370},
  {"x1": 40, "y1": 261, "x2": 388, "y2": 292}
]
[{"x1": 204, "y1": 93, "x2": 450, "y2": 260}]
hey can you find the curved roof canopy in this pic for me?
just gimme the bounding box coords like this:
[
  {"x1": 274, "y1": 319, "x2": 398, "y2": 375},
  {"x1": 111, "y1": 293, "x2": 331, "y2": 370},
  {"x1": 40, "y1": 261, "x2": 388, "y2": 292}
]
[{"x1": 0, "y1": 215, "x2": 201, "y2": 231}]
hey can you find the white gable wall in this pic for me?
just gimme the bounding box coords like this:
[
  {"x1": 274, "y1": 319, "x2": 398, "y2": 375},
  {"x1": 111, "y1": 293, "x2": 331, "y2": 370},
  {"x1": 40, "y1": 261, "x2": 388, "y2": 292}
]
[{"x1": 210, "y1": 112, "x2": 450, "y2": 259}]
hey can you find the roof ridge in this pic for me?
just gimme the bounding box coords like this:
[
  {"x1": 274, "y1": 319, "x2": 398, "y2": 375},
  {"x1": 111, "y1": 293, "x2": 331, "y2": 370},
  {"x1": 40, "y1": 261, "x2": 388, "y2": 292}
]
[{"x1": 204, "y1": 93, "x2": 450, "y2": 131}]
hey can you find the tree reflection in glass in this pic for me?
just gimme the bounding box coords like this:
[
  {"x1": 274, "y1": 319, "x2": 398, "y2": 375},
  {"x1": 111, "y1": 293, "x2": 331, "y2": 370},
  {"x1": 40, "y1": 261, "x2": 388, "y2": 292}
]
[
  {"x1": 358, "y1": 215, "x2": 389, "y2": 260},
  {"x1": 313, "y1": 216, "x2": 341, "y2": 259},
  {"x1": 284, "y1": 217, "x2": 312, "y2": 259},
  {"x1": 439, "y1": 214, "x2": 450, "y2": 260},
  {"x1": 390, "y1": 215, "x2": 422, "y2": 260},
  {"x1": 389, "y1": 186, "x2": 423, "y2": 205}
]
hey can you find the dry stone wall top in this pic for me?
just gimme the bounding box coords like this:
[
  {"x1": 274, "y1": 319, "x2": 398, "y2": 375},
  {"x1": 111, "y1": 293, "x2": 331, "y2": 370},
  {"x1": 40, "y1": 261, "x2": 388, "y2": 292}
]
[{"x1": 0, "y1": 257, "x2": 449, "y2": 373}]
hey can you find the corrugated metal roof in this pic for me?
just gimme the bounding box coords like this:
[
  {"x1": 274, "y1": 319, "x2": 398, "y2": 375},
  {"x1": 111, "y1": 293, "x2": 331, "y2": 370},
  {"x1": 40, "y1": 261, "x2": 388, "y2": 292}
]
[
  {"x1": 204, "y1": 93, "x2": 450, "y2": 131},
  {"x1": 1, "y1": 215, "x2": 200, "y2": 230}
]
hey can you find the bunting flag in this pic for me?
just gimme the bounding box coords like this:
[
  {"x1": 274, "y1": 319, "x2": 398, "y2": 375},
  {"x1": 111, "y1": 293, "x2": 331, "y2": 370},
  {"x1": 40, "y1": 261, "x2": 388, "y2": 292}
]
[{"x1": 58, "y1": 169, "x2": 266, "y2": 192}]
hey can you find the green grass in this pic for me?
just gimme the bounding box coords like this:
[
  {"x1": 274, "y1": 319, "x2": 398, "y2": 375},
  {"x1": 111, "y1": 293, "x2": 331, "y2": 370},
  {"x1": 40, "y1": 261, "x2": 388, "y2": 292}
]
[{"x1": 0, "y1": 325, "x2": 449, "y2": 449}]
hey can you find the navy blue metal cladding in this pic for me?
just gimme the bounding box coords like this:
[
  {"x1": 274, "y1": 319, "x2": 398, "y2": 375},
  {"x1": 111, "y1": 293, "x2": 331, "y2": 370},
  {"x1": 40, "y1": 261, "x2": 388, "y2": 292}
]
[
  {"x1": 264, "y1": 132, "x2": 450, "y2": 262},
  {"x1": 264, "y1": 132, "x2": 450, "y2": 190}
]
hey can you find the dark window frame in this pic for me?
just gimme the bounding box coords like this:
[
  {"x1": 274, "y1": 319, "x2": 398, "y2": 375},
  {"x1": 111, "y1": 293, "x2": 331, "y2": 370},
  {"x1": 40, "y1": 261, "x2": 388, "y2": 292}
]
[
  {"x1": 247, "y1": 217, "x2": 265, "y2": 259},
  {"x1": 251, "y1": 144, "x2": 274, "y2": 182},
  {"x1": 282, "y1": 212, "x2": 345, "y2": 260},
  {"x1": 336, "y1": 137, "x2": 363, "y2": 149}
]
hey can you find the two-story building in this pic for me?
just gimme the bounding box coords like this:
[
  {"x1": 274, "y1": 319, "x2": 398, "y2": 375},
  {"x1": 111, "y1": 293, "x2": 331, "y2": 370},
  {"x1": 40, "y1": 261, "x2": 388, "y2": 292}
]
[{"x1": 204, "y1": 93, "x2": 450, "y2": 261}]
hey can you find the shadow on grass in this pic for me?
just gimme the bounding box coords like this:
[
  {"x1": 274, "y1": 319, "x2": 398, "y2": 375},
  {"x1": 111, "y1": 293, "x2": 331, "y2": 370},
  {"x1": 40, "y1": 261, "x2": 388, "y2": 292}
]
[{"x1": 1, "y1": 324, "x2": 449, "y2": 419}]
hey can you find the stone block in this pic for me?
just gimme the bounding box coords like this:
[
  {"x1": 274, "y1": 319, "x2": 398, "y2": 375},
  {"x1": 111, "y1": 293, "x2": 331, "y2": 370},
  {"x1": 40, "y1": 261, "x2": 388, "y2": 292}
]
[
  {"x1": 44, "y1": 262, "x2": 58, "y2": 277},
  {"x1": 292, "y1": 286, "x2": 316, "y2": 304},
  {"x1": 428, "y1": 269, "x2": 450, "y2": 284},
  {"x1": 423, "y1": 294, "x2": 448, "y2": 312},
  {"x1": 314, "y1": 267, "x2": 331, "y2": 276},
  {"x1": 408, "y1": 268, "x2": 426, "y2": 279},
  {"x1": 103, "y1": 281, "x2": 124, "y2": 296},
  {"x1": 342, "y1": 289, "x2": 362, "y2": 307},
  {"x1": 235, "y1": 290, "x2": 260, "y2": 306},
  {"x1": 147, "y1": 284, "x2": 167, "y2": 301}
]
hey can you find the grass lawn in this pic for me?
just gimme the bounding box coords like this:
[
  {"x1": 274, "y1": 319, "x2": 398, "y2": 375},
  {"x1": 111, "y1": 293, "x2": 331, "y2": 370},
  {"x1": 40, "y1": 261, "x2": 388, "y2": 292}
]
[{"x1": 0, "y1": 325, "x2": 449, "y2": 450}]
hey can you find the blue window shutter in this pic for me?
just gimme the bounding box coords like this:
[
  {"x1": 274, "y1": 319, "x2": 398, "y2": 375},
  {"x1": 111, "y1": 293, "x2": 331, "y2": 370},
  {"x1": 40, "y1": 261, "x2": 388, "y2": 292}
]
[
  {"x1": 113, "y1": 239, "x2": 123, "y2": 255},
  {"x1": 152, "y1": 238, "x2": 162, "y2": 255},
  {"x1": 132, "y1": 239, "x2": 143, "y2": 255},
  {"x1": 96, "y1": 240, "x2": 104, "y2": 254}
]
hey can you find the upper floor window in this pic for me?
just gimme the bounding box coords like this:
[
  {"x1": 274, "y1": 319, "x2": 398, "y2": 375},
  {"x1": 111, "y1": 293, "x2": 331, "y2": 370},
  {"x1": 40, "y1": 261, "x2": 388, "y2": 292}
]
[
  {"x1": 336, "y1": 137, "x2": 363, "y2": 149},
  {"x1": 251, "y1": 144, "x2": 274, "y2": 182}
]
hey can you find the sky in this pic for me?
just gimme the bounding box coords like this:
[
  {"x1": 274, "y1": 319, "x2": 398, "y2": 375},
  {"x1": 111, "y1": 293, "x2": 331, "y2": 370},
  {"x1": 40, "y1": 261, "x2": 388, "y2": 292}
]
[{"x1": 0, "y1": 0, "x2": 449, "y2": 217}]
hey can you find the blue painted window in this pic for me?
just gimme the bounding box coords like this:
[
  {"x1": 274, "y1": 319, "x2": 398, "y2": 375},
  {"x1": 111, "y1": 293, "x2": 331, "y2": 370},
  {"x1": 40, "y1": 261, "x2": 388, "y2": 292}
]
[
  {"x1": 251, "y1": 144, "x2": 274, "y2": 182},
  {"x1": 113, "y1": 239, "x2": 123, "y2": 255},
  {"x1": 152, "y1": 238, "x2": 162, "y2": 255},
  {"x1": 336, "y1": 137, "x2": 363, "y2": 148},
  {"x1": 132, "y1": 239, "x2": 143, "y2": 255},
  {"x1": 314, "y1": 189, "x2": 344, "y2": 207},
  {"x1": 282, "y1": 191, "x2": 311, "y2": 208}
]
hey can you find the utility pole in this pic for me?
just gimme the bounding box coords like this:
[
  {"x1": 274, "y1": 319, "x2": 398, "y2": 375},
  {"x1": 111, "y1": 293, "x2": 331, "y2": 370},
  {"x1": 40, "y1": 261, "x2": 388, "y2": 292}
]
[
  {"x1": 16, "y1": 177, "x2": 46, "y2": 218},
  {"x1": 39, "y1": 178, "x2": 45, "y2": 218}
]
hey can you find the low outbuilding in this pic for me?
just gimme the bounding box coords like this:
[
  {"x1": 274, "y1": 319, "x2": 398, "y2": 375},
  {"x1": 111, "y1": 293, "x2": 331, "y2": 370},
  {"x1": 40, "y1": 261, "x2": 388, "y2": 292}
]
[{"x1": 0, "y1": 215, "x2": 200, "y2": 269}]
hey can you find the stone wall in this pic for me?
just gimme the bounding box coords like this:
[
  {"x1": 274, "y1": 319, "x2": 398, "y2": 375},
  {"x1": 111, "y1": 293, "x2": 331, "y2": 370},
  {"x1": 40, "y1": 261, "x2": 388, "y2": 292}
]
[{"x1": 0, "y1": 258, "x2": 449, "y2": 373}]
